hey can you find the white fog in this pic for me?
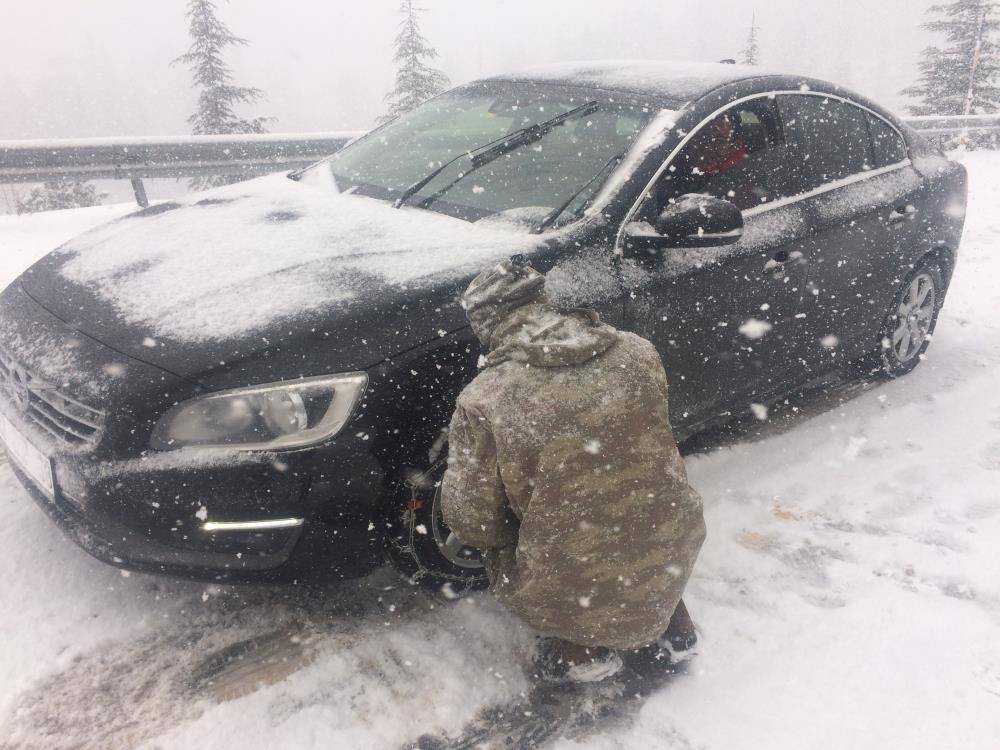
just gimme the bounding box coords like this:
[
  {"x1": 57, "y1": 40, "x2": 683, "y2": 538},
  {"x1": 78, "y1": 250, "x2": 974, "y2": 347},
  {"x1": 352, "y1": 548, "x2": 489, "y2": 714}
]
[
  {"x1": 2, "y1": 0, "x2": 939, "y2": 138},
  {"x1": 1, "y1": 2, "x2": 998, "y2": 748}
]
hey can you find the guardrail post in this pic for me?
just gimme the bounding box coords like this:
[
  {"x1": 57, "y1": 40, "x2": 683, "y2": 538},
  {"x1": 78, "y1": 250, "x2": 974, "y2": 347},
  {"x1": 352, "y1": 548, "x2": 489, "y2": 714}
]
[{"x1": 130, "y1": 177, "x2": 149, "y2": 208}]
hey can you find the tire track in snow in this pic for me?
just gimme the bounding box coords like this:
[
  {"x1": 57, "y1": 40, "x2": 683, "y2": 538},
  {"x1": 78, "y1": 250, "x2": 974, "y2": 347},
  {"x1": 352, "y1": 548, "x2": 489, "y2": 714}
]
[{"x1": 0, "y1": 569, "x2": 469, "y2": 749}]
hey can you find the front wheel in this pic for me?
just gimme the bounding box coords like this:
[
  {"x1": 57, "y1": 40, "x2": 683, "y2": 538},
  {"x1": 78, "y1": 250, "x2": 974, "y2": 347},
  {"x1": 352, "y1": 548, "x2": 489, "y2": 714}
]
[
  {"x1": 856, "y1": 259, "x2": 947, "y2": 379},
  {"x1": 386, "y1": 457, "x2": 489, "y2": 592}
]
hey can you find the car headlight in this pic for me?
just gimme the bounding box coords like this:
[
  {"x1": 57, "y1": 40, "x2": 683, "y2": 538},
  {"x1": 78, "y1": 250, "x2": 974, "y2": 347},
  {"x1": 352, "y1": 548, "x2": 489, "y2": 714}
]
[{"x1": 150, "y1": 373, "x2": 367, "y2": 451}]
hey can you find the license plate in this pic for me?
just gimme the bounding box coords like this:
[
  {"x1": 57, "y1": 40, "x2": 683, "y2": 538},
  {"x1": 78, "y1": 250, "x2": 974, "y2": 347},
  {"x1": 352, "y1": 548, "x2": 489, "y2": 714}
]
[{"x1": 0, "y1": 414, "x2": 54, "y2": 497}]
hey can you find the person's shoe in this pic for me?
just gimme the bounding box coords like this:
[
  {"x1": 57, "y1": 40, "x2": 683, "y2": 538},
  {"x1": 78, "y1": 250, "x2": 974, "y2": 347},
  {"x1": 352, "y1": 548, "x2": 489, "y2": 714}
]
[
  {"x1": 564, "y1": 651, "x2": 624, "y2": 684},
  {"x1": 533, "y1": 638, "x2": 624, "y2": 684},
  {"x1": 657, "y1": 598, "x2": 699, "y2": 661},
  {"x1": 656, "y1": 628, "x2": 698, "y2": 662}
]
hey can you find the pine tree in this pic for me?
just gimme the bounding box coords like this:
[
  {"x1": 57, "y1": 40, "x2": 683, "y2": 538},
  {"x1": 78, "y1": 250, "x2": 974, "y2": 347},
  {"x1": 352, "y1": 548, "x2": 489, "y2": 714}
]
[
  {"x1": 380, "y1": 0, "x2": 450, "y2": 123},
  {"x1": 172, "y1": 0, "x2": 270, "y2": 186},
  {"x1": 741, "y1": 13, "x2": 761, "y2": 66},
  {"x1": 904, "y1": 0, "x2": 1000, "y2": 116},
  {"x1": 15, "y1": 179, "x2": 105, "y2": 215}
]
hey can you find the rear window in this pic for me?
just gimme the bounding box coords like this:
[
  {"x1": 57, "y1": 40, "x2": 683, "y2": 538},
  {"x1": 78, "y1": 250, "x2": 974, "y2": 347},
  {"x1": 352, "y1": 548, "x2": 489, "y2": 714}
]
[
  {"x1": 778, "y1": 95, "x2": 875, "y2": 190},
  {"x1": 867, "y1": 114, "x2": 908, "y2": 168}
]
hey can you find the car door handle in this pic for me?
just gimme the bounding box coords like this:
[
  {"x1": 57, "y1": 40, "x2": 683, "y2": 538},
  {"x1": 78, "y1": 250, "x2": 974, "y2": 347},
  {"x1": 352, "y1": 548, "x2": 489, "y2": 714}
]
[{"x1": 888, "y1": 205, "x2": 917, "y2": 224}]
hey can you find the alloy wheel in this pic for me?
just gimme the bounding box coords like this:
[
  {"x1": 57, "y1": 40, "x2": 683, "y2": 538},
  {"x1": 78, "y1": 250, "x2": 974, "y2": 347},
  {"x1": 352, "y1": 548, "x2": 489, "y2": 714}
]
[
  {"x1": 430, "y1": 483, "x2": 484, "y2": 569},
  {"x1": 892, "y1": 272, "x2": 936, "y2": 363}
]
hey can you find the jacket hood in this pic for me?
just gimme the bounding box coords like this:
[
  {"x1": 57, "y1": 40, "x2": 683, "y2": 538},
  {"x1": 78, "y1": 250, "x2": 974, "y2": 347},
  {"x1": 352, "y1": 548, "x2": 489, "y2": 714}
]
[
  {"x1": 461, "y1": 259, "x2": 548, "y2": 346},
  {"x1": 484, "y1": 302, "x2": 619, "y2": 368},
  {"x1": 17, "y1": 171, "x2": 541, "y2": 383}
]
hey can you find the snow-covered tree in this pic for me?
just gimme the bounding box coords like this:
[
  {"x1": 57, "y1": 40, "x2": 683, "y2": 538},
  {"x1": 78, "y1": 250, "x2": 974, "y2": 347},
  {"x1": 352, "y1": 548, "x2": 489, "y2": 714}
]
[
  {"x1": 172, "y1": 0, "x2": 270, "y2": 186},
  {"x1": 15, "y1": 179, "x2": 105, "y2": 215},
  {"x1": 173, "y1": 0, "x2": 269, "y2": 135},
  {"x1": 904, "y1": 0, "x2": 1000, "y2": 116},
  {"x1": 741, "y1": 13, "x2": 761, "y2": 66},
  {"x1": 380, "y1": 0, "x2": 450, "y2": 123}
]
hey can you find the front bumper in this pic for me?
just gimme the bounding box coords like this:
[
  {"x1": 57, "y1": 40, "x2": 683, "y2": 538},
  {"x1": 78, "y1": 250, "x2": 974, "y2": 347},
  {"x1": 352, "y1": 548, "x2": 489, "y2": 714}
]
[
  {"x1": 0, "y1": 283, "x2": 385, "y2": 582},
  {"x1": 5, "y1": 442, "x2": 384, "y2": 583}
]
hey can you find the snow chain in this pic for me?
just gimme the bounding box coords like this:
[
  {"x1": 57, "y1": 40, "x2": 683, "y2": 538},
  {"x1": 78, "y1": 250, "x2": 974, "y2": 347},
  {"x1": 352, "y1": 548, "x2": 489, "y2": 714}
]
[{"x1": 390, "y1": 459, "x2": 489, "y2": 589}]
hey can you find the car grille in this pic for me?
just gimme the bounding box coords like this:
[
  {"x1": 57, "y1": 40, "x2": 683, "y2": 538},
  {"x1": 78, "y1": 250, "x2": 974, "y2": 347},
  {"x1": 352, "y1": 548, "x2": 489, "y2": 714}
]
[{"x1": 0, "y1": 345, "x2": 104, "y2": 445}]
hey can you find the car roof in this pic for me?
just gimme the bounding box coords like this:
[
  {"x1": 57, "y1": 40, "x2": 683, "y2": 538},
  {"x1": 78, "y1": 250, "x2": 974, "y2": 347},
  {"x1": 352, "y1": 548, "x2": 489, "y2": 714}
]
[{"x1": 481, "y1": 60, "x2": 778, "y2": 104}]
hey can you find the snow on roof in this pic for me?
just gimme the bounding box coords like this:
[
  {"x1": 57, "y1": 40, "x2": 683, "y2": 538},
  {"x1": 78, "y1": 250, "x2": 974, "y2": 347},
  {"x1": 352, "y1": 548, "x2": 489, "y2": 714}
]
[
  {"x1": 54, "y1": 170, "x2": 539, "y2": 343},
  {"x1": 489, "y1": 60, "x2": 774, "y2": 102}
]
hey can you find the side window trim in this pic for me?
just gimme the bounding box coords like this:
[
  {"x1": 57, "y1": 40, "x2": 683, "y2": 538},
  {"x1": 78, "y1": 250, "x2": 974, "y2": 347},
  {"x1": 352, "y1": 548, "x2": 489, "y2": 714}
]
[
  {"x1": 742, "y1": 160, "x2": 911, "y2": 217},
  {"x1": 864, "y1": 110, "x2": 909, "y2": 169},
  {"x1": 616, "y1": 89, "x2": 912, "y2": 251}
]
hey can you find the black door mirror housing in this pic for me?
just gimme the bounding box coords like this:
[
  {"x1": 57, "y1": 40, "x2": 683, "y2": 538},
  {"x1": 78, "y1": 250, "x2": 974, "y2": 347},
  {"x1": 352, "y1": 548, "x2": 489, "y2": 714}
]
[{"x1": 623, "y1": 194, "x2": 744, "y2": 256}]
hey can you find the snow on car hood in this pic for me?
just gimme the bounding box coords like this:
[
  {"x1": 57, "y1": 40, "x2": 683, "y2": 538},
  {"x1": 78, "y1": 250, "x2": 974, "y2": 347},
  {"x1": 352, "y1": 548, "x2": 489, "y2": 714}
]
[{"x1": 46, "y1": 171, "x2": 537, "y2": 344}]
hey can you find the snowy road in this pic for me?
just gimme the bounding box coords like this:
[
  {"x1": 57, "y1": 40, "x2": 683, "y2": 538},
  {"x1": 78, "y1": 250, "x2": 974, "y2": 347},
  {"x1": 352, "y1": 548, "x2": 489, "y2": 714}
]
[{"x1": 1, "y1": 153, "x2": 999, "y2": 750}]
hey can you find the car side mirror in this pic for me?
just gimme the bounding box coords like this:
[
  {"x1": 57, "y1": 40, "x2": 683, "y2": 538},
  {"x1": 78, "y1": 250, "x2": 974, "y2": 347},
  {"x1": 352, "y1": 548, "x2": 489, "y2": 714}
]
[{"x1": 623, "y1": 194, "x2": 744, "y2": 256}]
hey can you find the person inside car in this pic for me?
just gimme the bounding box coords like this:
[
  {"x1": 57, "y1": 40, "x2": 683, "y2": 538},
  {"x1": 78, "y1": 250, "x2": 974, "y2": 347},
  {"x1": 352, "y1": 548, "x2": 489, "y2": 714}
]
[
  {"x1": 440, "y1": 258, "x2": 707, "y2": 684},
  {"x1": 651, "y1": 110, "x2": 769, "y2": 213},
  {"x1": 692, "y1": 112, "x2": 749, "y2": 177}
]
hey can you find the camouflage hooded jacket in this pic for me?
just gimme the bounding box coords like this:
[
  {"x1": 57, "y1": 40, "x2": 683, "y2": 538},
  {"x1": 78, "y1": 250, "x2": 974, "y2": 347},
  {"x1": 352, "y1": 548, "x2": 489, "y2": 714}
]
[{"x1": 441, "y1": 261, "x2": 706, "y2": 650}]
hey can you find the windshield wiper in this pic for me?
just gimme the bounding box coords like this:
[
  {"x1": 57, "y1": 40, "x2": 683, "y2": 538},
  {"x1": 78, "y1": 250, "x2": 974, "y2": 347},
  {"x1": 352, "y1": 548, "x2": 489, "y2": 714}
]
[
  {"x1": 393, "y1": 100, "x2": 599, "y2": 210},
  {"x1": 392, "y1": 149, "x2": 481, "y2": 209},
  {"x1": 471, "y1": 100, "x2": 600, "y2": 170},
  {"x1": 532, "y1": 149, "x2": 627, "y2": 234}
]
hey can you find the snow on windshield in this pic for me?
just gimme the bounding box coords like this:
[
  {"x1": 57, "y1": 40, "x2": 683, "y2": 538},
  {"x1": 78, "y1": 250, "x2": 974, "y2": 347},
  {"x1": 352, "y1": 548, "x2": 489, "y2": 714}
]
[{"x1": 53, "y1": 171, "x2": 540, "y2": 343}]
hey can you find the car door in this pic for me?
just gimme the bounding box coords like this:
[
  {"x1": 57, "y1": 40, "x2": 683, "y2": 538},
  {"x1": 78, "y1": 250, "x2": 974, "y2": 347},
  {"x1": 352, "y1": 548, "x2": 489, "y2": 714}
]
[
  {"x1": 776, "y1": 94, "x2": 925, "y2": 367},
  {"x1": 620, "y1": 95, "x2": 818, "y2": 427}
]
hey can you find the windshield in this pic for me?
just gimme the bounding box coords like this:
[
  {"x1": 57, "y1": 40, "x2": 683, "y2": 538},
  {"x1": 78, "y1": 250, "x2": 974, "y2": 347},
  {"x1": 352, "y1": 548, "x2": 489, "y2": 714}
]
[{"x1": 325, "y1": 82, "x2": 656, "y2": 226}]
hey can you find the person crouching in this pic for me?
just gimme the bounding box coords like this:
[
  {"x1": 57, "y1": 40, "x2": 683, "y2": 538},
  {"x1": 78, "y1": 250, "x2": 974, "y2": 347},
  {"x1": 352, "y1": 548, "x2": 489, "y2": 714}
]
[{"x1": 441, "y1": 258, "x2": 706, "y2": 684}]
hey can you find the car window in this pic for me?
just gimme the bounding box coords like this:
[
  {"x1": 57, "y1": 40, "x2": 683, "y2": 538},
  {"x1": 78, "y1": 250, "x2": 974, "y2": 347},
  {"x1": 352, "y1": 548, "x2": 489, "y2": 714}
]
[
  {"x1": 867, "y1": 113, "x2": 908, "y2": 168},
  {"x1": 778, "y1": 95, "x2": 874, "y2": 189},
  {"x1": 326, "y1": 82, "x2": 655, "y2": 224},
  {"x1": 643, "y1": 96, "x2": 800, "y2": 216}
]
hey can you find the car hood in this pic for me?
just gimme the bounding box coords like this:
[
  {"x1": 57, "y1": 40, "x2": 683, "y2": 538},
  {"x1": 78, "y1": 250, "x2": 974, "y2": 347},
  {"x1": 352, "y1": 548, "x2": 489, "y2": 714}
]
[{"x1": 18, "y1": 171, "x2": 541, "y2": 385}]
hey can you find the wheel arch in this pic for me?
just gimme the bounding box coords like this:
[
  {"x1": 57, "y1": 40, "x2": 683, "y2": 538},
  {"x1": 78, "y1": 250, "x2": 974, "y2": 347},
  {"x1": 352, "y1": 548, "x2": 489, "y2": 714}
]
[{"x1": 918, "y1": 245, "x2": 957, "y2": 287}]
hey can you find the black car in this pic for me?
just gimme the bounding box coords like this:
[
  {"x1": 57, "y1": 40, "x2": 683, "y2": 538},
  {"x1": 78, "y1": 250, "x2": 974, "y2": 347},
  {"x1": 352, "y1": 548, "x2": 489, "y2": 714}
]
[{"x1": 0, "y1": 62, "x2": 967, "y2": 587}]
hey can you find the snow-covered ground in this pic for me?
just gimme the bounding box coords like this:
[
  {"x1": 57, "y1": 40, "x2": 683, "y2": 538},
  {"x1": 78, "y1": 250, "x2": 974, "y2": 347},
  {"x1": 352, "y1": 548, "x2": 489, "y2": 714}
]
[
  {"x1": 0, "y1": 202, "x2": 136, "y2": 284},
  {"x1": 1, "y1": 153, "x2": 999, "y2": 749}
]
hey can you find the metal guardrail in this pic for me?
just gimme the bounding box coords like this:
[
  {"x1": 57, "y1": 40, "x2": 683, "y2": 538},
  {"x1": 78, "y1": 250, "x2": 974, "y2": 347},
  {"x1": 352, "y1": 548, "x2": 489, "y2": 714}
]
[
  {"x1": 905, "y1": 113, "x2": 1000, "y2": 137},
  {"x1": 0, "y1": 131, "x2": 361, "y2": 206},
  {"x1": 1, "y1": 114, "x2": 998, "y2": 209}
]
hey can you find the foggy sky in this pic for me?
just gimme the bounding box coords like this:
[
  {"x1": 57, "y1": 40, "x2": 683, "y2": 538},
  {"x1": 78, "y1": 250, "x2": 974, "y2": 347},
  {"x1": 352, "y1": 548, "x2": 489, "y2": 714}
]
[{"x1": 0, "y1": 0, "x2": 937, "y2": 140}]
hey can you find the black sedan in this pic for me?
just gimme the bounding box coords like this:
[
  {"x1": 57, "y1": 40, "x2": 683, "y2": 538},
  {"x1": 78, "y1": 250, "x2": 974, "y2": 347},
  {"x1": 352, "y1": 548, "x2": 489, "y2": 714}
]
[{"x1": 0, "y1": 61, "x2": 967, "y2": 587}]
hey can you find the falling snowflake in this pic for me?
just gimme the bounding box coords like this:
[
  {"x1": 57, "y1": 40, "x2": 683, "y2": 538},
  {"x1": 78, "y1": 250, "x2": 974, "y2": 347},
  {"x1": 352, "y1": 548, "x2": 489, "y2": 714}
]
[
  {"x1": 102, "y1": 363, "x2": 126, "y2": 377},
  {"x1": 739, "y1": 319, "x2": 773, "y2": 340}
]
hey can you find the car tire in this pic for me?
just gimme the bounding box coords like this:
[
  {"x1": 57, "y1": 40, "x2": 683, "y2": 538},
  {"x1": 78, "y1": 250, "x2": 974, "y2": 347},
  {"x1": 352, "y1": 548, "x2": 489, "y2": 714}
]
[
  {"x1": 386, "y1": 454, "x2": 490, "y2": 592},
  {"x1": 854, "y1": 257, "x2": 947, "y2": 379}
]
